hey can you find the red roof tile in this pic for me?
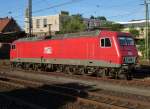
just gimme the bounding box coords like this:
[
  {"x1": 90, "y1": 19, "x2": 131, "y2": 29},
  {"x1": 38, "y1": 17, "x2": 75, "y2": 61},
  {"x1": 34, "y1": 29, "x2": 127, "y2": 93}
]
[{"x1": 0, "y1": 18, "x2": 11, "y2": 33}]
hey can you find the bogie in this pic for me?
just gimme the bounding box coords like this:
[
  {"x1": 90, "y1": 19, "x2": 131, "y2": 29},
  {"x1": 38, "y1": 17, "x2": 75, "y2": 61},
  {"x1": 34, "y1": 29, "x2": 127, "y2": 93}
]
[{"x1": 10, "y1": 62, "x2": 133, "y2": 80}]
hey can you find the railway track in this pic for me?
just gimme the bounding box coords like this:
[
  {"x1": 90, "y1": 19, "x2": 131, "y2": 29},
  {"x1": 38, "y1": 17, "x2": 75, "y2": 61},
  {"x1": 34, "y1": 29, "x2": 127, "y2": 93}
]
[
  {"x1": 0, "y1": 74, "x2": 149, "y2": 109},
  {"x1": 0, "y1": 64, "x2": 150, "y2": 95},
  {"x1": 1, "y1": 64, "x2": 150, "y2": 89}
]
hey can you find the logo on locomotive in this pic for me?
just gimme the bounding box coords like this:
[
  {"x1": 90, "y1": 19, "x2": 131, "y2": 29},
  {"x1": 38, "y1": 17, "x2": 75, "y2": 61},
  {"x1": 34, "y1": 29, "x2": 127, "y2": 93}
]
[{"x1": 44, "y1": 47, "x2": 52, "y2": 54}]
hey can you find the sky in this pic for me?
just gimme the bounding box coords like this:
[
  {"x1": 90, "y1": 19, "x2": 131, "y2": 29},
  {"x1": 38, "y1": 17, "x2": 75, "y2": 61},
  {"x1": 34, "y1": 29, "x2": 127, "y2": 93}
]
[{"x1": 0, "y1": 0, "x2": 146, "y2": 28}]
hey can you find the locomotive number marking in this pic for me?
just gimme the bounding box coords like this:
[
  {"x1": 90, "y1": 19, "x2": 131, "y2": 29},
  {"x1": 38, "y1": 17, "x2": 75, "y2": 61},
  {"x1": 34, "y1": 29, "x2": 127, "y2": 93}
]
[
  {"x1": 128, "y1": 51, "x2": 133, "y2": 56},
  {"x1": 44, "y1": 47, "x2": 52, "y2": 54}
]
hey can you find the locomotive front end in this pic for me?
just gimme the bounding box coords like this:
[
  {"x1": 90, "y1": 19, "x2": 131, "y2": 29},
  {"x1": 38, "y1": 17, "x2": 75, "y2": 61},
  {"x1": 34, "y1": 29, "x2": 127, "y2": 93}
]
[
  {"x1": 118, "y1": 36, "x2": 138, "y2": 64},
  {"x1": 117, "y1": 34, "x2": 138, "y2": 79}
]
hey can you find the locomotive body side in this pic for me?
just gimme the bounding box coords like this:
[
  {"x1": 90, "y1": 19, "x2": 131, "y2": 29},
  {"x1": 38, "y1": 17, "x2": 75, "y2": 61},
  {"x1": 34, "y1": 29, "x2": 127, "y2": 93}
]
[{"x1": 10, "y1": 31, "x2": 120, "y2": 67}]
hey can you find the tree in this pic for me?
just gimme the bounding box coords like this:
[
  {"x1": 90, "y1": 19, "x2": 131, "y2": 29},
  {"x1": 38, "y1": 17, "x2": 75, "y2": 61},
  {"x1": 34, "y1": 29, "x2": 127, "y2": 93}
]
[
  {"x1": 59, "y1": 14, "x2": 86, "y2": 34},
  {"x1": 96, "y1": 16, "x2": 107, "y2": 21},
  {"x1": 111, "y1": 23, "x2": 123, "y2": 31},
  {"x1": 129, "y1": 28, "x2": 139, "y2": 37},
  {"x1": 102, "y1": 21, "x2": 123, "y2": 31},
  {"x1": 90, "y1": 16, "x2": 107, "y2": 20},
  {"x1": 90, "y1": 15, "x2": 95, "y2": 19},
  {"x1": 136, "y1": 39, "x2": 145, "y2": 58}
]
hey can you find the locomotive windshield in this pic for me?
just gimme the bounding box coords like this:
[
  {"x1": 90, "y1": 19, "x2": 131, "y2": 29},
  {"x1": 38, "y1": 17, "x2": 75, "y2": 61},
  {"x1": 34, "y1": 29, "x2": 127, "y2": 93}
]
[{"x1": 118, "y1": 37, "x2": 134, "y2": 46}]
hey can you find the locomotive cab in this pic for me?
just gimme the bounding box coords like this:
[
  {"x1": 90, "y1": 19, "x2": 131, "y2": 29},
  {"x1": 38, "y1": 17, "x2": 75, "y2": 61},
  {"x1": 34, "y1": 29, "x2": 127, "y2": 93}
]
[{"x1": 117, "y1": 35, "x2": 138, "y2": 79}]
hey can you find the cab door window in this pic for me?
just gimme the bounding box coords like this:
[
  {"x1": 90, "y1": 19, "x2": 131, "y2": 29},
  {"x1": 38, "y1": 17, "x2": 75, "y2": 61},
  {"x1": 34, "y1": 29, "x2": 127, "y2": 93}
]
[
  {"x1": 11, "y1": 44, "x2": 16, "y2": 49},
  {"x1": 100, "y1": 38, "x2": 111, "y2": 47}
]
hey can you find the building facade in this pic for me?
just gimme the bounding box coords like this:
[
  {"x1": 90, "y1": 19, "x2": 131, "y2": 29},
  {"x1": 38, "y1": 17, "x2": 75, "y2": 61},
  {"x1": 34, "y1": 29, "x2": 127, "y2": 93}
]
[
  {"x1": 25, "y1": 11, "x2": 70, "y2": 36},
  {"x1": 0, "y1": 17, "x2": 24, "y2": 43},
  {"x1": 0, "y1": 17, "x2": 21, "y2": 33},
  {"x1": 83, "y1": 18, "x2": 101, "y2": 30},
  {"x1": 118, "y1": 20, "x2": 149, "y2": 39},
  {"x1": 25, "y1": 14, "x2": 61, "y2": 36},
  {"x1": 83, "y1": 18, "x2": 107, "y2": 30}
]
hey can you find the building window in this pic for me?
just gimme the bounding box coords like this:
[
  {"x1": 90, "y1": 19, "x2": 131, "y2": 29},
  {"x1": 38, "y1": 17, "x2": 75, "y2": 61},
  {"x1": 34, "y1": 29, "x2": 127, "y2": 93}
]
[
  {"x1": 100, "y1": 38, "x2": 111, "y2": 47},
  {"x1": 43, "y1": 18, "x2": 47, "y2": 27},
  {"x1": 36, "y1": 19, "x2": 40, "y2": 28}
]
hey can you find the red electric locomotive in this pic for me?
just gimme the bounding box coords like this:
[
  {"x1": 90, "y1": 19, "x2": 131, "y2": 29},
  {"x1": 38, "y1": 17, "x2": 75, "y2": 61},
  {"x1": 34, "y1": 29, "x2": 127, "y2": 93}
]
[{"x1": 10, "y1": 30, "x2": 138, "y2": 79}]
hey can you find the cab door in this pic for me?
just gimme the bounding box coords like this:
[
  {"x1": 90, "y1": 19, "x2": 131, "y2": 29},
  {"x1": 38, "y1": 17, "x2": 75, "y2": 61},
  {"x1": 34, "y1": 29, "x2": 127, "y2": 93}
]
[{"x1": 99, "y1": 37, "x2": 114, "y2": 62}]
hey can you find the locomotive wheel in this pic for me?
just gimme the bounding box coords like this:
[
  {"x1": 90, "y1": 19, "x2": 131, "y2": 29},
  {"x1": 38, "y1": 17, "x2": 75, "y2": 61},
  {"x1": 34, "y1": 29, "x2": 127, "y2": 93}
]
[
  {"x1": 127, "y1": 72, "x2": 132, "y2": 80},
  {"x1": 37, "y1": 64, "x2": 42, "y2": 72},
  {"x1": 56, "y1": 65, "x2": 63, "y2": 73},
  {"x1": 16, "y1": 63, "x2": 23, "y2": 70},
  {"x1": 118, "y1": 73, "x2": 127, "y2": 80},
  {"x1": 33, "y1": 64, "x2": 38, "y2": 71},
  {"x1": 11, "y1": 63, "x2": 15, "y2": 68},
  {"x1": 64, "y1": 66, "x2": 72, "y2": 75},
  {"x1": 117, "y1": 69, "x2": 127, "y2": 80},
  {"x1": 118, "y1": 70, "x2": 132, "y2": 80},
  {"x1": 45, "y1": 64, "x2": 51, "y2": 71},
  {"x1": 77, "y1": 67, "x2": 85, "y2": 75},
  {"x1": 96, "y1": 69, "x2": 106, "y2": 77},
  {"x1": 24, "y1": 63, "x2": 30, "y2": 70},
  {"x1": 10, "y1": 63, "x2": 15, "y2": 70}
]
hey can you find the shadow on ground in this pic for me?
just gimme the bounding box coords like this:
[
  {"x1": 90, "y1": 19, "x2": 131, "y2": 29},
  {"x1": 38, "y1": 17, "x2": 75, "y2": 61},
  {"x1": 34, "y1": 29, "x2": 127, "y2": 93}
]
[
  {"x1": 133, "y1": 65, "x2": 150, "y2": 79},
  {"x1": 0, "y1": 82, "x2": 100, "y2": 109}
]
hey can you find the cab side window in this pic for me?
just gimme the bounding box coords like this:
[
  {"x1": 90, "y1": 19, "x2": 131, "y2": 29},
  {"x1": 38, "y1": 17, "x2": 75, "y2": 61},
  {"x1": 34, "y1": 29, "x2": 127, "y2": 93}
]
[
  {"x1": 100, "y1": 38, "x2": 111, "y2": 47},
  {"x1": 12, "y1": 45, "x2": 16, "y2": 49},
  {"x1": 101, "y1": 39, "x2": 105, "y2": 47}
]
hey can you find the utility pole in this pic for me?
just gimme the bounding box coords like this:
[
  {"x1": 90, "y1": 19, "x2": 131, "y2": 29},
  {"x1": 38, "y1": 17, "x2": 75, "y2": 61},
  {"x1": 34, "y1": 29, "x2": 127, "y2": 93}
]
[
  {"x1": 143, "y1": 0, "x2": 150, "y2": 60},
  {"x1": 48, "y1": 24, "x2": 52, "y2": 36},
  {"x1": 147, "y1": 2, "x2": 149, "y2": 61},
  {"x1": 28, "y1": 0, "x2": 32, "y2": 37}
]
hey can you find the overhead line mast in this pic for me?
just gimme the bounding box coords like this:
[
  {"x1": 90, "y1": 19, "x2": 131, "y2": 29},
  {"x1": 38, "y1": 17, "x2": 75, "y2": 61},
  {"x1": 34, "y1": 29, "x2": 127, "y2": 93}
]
[
  {"x1": 145, "y1": 0, "x2": 149, "y2": 60},
  {"x1": 142, "y1": 0, "x2": 150, "y2": 61},
  {"x1": 28, "y1": 0, "x2": 32, "y2": 37}
]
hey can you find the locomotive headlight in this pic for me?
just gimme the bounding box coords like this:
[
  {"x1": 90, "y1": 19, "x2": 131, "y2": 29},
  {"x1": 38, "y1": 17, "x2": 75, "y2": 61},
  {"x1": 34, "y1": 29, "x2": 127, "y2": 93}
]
[{"x1": 135, "y1": 56, "x2": 139, "y2": 64}]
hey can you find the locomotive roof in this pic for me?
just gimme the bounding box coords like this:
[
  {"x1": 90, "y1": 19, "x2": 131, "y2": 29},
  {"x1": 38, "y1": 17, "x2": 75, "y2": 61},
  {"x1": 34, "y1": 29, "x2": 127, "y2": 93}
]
[
  {"x1": 16, "y1": 30, "x2": 100, "y2": 42},
  {"x1": 15, "y1": 30, "x2": 131, "y2": 42}
]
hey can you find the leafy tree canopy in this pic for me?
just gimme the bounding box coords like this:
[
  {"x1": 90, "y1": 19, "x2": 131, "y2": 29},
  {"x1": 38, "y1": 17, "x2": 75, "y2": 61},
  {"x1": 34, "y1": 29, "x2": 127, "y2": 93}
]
[
  {"x1": 59, "y1": 14, "x2": 86, "y2": 34},
  {"x1": 129, "y1": 28, "x2": 139, "y2": 37},
  {"x1": 90, "y1": 15, "x2": 107, "y2": 21},
  {"x1": 96, "y1": 16, "x2": 107, "y2": 21},
  {"x1": 101, "y1": 21, "x2": 123, "y2": 31},
  {"x1": 90, "y1": 15, "x2": 95, "y2": 19}
]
